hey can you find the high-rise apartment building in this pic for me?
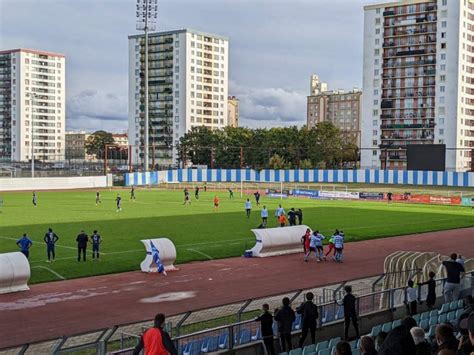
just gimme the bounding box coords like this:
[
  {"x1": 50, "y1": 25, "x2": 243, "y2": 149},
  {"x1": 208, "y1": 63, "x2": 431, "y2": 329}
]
[
  {"x1": 128, "y1": 29, "x2": 229, "y2": 168},
  {"x1": 0, "y1": 49, "x2": 65, "y2": 162},
  {"x1": 361, "y1": 0, "x2": 474, "y2": 171},
  {"x1": 227, "y1": 96, "x2": 239, "y2": 127},
  {"x1": 307, "y1": 76, "x2": 362, "y2": 146}
]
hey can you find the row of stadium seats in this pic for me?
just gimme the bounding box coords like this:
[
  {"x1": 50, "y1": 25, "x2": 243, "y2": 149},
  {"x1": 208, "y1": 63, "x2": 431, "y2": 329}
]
[
  {"x1": 180, "y1": 299, "x2": 465, "y2": 355},
  {"x1": 278, "y1": 300, "x2": 466, "y2": 355}
]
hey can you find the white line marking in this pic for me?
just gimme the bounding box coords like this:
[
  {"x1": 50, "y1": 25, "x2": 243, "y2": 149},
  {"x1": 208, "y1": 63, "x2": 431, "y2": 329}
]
[
  {"x1": 31, "y1": 266, "x2": 66, "y2": 280},
  {"x1": 0, "y1": 237, "x2": 77, "y2": 250},
  {"x1": 187, "y1": 248, "x2": 213, "y2": 260}
]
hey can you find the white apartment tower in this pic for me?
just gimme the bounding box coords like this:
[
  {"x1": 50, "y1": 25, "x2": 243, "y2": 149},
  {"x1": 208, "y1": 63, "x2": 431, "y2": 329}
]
[
  {"x1": 128, "y1": 29, "x2": 229, "y2": 168},
  {"x1": 0, "y1": 49, "x2": 65, "y2": 162},
  {"x1": 361, "y1": 0, "x2": 474, "y2": 171}
]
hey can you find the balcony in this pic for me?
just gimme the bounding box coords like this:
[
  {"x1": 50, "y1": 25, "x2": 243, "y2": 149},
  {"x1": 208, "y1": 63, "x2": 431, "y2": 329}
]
[
  {"x1": 380, "y1": 123, "x2": 435, "y2": 129},
  {"x1": 381, "y1": 100, "x2": 394, "y2": 109}
]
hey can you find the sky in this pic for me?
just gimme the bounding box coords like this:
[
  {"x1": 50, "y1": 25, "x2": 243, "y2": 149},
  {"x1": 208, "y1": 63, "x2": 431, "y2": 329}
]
[{"x1": 0, "y1": 0, "x2": 373, "y2": 132}]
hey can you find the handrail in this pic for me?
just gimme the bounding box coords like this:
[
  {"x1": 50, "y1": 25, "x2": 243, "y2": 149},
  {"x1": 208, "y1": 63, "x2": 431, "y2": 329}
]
[{"x1": 172, "y1": 318, "x2": 256, "y2": 342}]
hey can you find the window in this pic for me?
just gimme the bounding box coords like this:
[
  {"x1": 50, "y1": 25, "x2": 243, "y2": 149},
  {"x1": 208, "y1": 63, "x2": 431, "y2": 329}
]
[
  {"x1": 441, "y1": 43, "x2": 447, "y2": 49},
  {"x1": 375, "y1": 18, "x2": 381, "y2": 25},
  {"x1": 373, "y1": 150, "x2": 377, "y2": 156},
  {"x1": 373, "y1": 130, "x2": 377, "y2": 136},
  {"x1": 373, "y1": 120, "x2": 378, "y2": 126},
  {"x1": 372, "y1": 140, "x2": 378, "y2": 146},
  {"x1": 373, "y1": 109, "x2": 379, "y2": 116},
  {"x1": 439, "y1": 129, "x2": 444, "y2": 135},
  {"x1": 440, "y1": 86, "x2": 445, "y2": 92},
  {"x1": 376, "y1": 8, "x2": 380, "y2": 14},
  {"x1": 442, "y1": 0, "x2": 447, "y2": 5},
  {"x1": 374, "y1": 69, "x2": 379, "y2": 76},
  {"x1": 441, "y1": 64, "x2": 446, "y2": 71},
  {"x1": 375, "y1": 28, "x2": 380, "y2": 35},
  {"x1": 440, "y1": 75, "x2": 446, "y2": 82},
  {"x1": 375, "y1": 49, "x2": 380, "y2": 56},
  {"x1": 441, "y1": 53, "x2": 446, "y2": 60},
  {"x1": 441, "y1": 21, "x2": 447, "y2": 28},
  {"x1": 375, "y1": 39, "x2": 380, "y2": 45},
  {"x1": 439, "y1": 118, "x2": 444, "y2": 125}
]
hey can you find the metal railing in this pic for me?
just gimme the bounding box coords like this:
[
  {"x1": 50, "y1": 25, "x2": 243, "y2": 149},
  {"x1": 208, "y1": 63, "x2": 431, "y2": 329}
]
[{"x1": 1, "y1": 271, "x2": 472, "y2": 355}]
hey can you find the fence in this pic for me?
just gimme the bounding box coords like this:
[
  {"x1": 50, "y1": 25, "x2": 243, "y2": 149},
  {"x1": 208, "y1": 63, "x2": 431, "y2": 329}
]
[
  {"x1": 125, "y1": 168, "x2": 474, "y2": 188},
  {"x1": 1, "y1": 270, "x2": 471, "y2": 355}
]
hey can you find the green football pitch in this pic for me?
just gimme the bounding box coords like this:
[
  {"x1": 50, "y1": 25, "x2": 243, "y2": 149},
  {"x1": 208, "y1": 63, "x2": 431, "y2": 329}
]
[{"x1": 0, "y1": 188, "x2": 473, "y2": 284}]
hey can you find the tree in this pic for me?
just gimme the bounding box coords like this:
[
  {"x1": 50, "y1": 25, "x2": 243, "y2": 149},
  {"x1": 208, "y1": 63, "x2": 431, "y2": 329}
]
[
  {"x1": 85, "y1": 130, "x2": 115, "y2": 159},
  {"x1": 268, "y1": 154, "x2": 290, "y2": 169}
]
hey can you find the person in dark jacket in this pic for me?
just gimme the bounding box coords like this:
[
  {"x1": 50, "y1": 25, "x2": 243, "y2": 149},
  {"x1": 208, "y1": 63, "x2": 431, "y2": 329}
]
[
  {"x1": 359, "y1": 336, "x2": 377, "y2": 355},
  {"x1": 296, "y1": 209, "x2": 303, "y2": 225},
  {"x1": 340, "y1": 285, "x2": 360, "y2": 340},
  {"x1": 297, "y1": 292, "x2": 319, "y2": 347},
  {"x1": 419, "y1": 271, "x2": 436, "y2": 309},
  {"x1": 133, "y1": 313, "x2": 177, "y2": 355},
  {"x1": 378, "y1": 316, "x2": 417, "y2": 355},
  {"x1": 434, "y1": 323, "x2": 458, "y2": 355},
  {"x1": 255, "y1": 304, "x2": 275, "y2": 355},
  {"x1": 274, "y1": 297, "x2": 295, "y2": 352},
  {"x1": 76, "y1": 230, "x2": 88, "y2": 262},
  {"x1": 335, "y1": 341, "x2": 352, "y2": 355}
]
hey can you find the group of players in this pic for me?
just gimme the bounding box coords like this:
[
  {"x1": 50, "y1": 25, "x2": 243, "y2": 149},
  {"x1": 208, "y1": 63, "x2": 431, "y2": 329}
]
[
  {"x1": 16, "y1": 228, "x2": 103, "y2": 262},
  {"x1": 301, "y1": 229, "x2": 345, "y2": 263}
]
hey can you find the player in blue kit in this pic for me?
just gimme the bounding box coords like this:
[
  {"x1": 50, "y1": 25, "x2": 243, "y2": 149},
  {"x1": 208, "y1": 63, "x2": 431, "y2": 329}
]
[
  {"x1": 91, "y1": 230, "x2": 101, "y2": 260},
  {"x1": 44, "y1": 228, "x2": 59, "y2": 262},
  {"x1": 16, "y1": 233, "x2": 33, "y2": 258}
]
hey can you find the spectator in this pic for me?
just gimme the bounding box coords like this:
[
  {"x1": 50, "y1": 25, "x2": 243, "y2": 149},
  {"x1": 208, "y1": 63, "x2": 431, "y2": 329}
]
[
  {"x1": 340, "y1": 285, "x2": 360, "y2": 340},
  {"x1": 410, "y1": 327, "x2": 431, "y2": 355},
  {"x1": 255, "y1": 304, "x2": 275, "y2": 355},
  {"x1": 468, "y1": 313, "x2": 474, "y2": 347},
  {"x1": 378, "y1": 316, "x2": 417, "y2": 355},
  {"x1": 274, "y1": 297, "x2": 295, "y2": 352},
  {"x1": 435, "y1": 323, "x2": 458, "y2": 355},
  {"x1": 375, "y1": 331, "x2": 387, "y2": 352},
  {"x1": 297, "y1": 292, "x2": 319, "y2": 347},
  {"x1": 458, "y1": 296, "x2": 474, "y2": 324},
  {"x1": 406, "y1": 280, "x2": 418, "y2": 316},
  {"x1": 133, "y1": 313, "x2": 177, "y2": 355},
  {"x1": 359, "y1": 336, "x2": 377, "y2": 355},
  {"x1": 457, "y1": 314, "x2": 474, "y2": 355},
  {"x1": 442, "y1": 253, "x2": 465, "y2": 303},
  {"x1": 418, "y1": 271, "x2": 436, "y2": 310},
  {"x1": 335, "y1": 341, "x2": 352, "y2": 355}
]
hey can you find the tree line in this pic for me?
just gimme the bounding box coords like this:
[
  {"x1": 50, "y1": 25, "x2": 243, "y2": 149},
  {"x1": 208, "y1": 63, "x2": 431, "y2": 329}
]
[{"x1": 177, "y1": 122, "x2": 359, "y2": 169}]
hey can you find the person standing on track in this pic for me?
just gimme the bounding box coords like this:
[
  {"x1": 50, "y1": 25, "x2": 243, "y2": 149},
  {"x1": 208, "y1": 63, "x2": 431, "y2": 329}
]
[
  {"x1": 313, "y1": 231, "x2": 325, "y2": 262},
  {"x1": 301, "y1": 228, "x2": 311, "y2": 254},
  {"x1": 116, "y1": 193, "x2": 122, "y2": 212},
  {"x1": 44, "y1": 228, "x2": 59, "y2": 262},
  {"x1": 95, "y1": 191, "x2": 101, "y2": 205},
  {"x1": 32, "y1": 191, "x2": 37, "y2": 207},
  {"x1": 130, "y1": 186, "x2": 136, "y2": 201},
  {"x1": 325, "y1": 230, "x2": 339, "y2": 258},
  {"x1": 213, "y1": 195, "x2": 220, "y2": 212},
  {"x1": 333, "y1": 232, "x2": 344, "y2": 263},
  {"x1": 16, "y1": 233, "x2": 33, "y2": 259},
  {"x1": 76, "y1": 230, "x2": 88, "y2": 262},
  {"x1": 304, "y1": 231, "x2": 318, "y2": 262},
  {"x1": 245, "y1": 198, "x2": 252, "y2": 218},
  {"x1": 261, "y1": 205, "x2": 269, "y2": 227},
  {"x1": 91, "y1": 230, "x2": 101, "y2": 261}
]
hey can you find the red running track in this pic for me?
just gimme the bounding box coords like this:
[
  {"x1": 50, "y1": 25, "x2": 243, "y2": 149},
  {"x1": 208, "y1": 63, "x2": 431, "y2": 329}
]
[{"x1": 0, "y1": 228, "x2": 473, "y2": 349}]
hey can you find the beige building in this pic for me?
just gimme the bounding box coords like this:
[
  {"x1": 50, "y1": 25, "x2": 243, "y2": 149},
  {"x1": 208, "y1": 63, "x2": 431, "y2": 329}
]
[
  {"x1": 113, "y1": 133, "x2": 128, "y2": 146},
  {"x1": 307, "y1": 76, "x2": 362, "y2": 146},
  {"x1": 227, "y1": 96, "x2": 239, "y2": 127},
  {"x1": 65, "y1": 131, "x2": 89, "y2": 160}
]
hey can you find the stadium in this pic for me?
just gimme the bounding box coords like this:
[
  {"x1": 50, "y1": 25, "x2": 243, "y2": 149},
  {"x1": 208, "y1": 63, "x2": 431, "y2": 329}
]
[{"x1": 0, "y1": 167, "x2": 473, "y2": 355}]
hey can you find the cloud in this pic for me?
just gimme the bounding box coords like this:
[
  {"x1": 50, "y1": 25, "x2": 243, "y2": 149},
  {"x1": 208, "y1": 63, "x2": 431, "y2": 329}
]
[
  {"x1": 230, "y1": 81, "x2": 307, "y2": 128},
  {"x1": 66, "y1": 90, "x2": 127, "y2": 132}
]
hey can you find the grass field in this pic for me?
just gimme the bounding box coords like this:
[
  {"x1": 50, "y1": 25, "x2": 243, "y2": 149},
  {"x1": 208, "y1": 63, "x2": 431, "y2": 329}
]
[{"x1": 0, "y1": 187, "x2": 473, "y2": 284}]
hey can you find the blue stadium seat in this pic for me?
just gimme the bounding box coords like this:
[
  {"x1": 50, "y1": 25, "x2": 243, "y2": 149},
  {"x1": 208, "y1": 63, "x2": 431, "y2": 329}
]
[
  {"x1": 273, "y1": 322, "x2": 279, "y2": 336},
  {"x1": 239, "y1": 329, "x2": 252, "y2": 345},
  {"x1": 419, "y1": 319, "x2": 429, "y2": 331},
  {"x1": 302, "y1": 344, "x2": 316, "y2": 355},
  {"x1": 349, "y1": 340, "x2": 357, "y2": 349},
  {"x1": 392, "y1": 319, "x2": 402, "y2": 328},
  {"x1": 318, "y1": 349, "x2": 330, "y2": 355},
  {"x1": 381, "y1": 322, "x2": 392, "y2": 333},
  {"x1": 328, "y1": 337, "x2": 341, "y2": 349},
  {"x1": 289, "y1": 348, "x2": 302, "y2": 355},
  {"x1": 429, "y1": 317, "x2": 438, "y2": 327},
  {"x1": 457, "y1": 299, "x2": 464, "y2": 309},
  {"x1": 352, "y1": 349, "x2": 361, "y2": 355},
  {"x1": 447, "y1": 311, "x2": 456, "y2": 322},
  {"x1": 182, "y1": 340, "x2": 202, "y2": 355},
  {"x1": 449, "y1": 301, "x2": 458, "y2": 311},
  {"x1": 293, "y1": 314, "x2": 302, "y2": 331},
  {"x1": 421, "y1": 311, "x2": 430, "y2": 321},
  {"x1": 201, "y1": 336, "x2": 219, "y2": 353},
  {"x1": 279, "y1": 352, "x2": 288, "y2": 355},
  {"x1": 429, "y1": 310, "x2": 438, "y2": 318},
  {"x1": 315, "y1": 340, "x2": 329, "y2": 353},
  {"x1": 218, "y1": 332, "x2": 228, "y2": 349},
  {"x1": 438, "y1": 314, "x2": 448, "y2": 324},
  {"x1": 456, "y1": 309, "x2": 463, "y2": 319},
  {"x1": 413, "y1": 314, "x2": 421, "y2": 323},
  {"x1": 427, "y1": 325, "x2": 437, "y2": 339},
  {"x1": 335, "y1": 306, "x2": 344, "y2": 320},
  {"x1": 439, "y1": 303, "x2": 450, "y2": 315},
  {"x1": 251, "y1": 328, "x2": 261, "y2": 341},
  {"x1": 370, "y1": 324, "x2": 382, "y2": 337}
]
